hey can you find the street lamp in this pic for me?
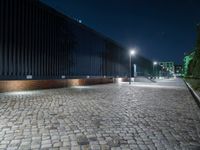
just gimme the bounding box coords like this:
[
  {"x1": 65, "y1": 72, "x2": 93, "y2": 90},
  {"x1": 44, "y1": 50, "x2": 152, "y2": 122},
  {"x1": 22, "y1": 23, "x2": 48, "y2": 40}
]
[
  {"x1": 153, "y1": 61, "x2": 157, "y2": 65},
  {"x1": 129, "y1": 50, "x2": 136, "y2": 84},
  {"x1": 153, "y1": 61, "x2": 157, "y2": 78}
]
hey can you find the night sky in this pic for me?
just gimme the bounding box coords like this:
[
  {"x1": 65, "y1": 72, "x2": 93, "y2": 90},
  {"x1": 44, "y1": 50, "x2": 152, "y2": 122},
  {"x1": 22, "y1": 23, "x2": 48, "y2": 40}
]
[{"x1": 41, "y1": 0, "x2": 200, "y2": 64}]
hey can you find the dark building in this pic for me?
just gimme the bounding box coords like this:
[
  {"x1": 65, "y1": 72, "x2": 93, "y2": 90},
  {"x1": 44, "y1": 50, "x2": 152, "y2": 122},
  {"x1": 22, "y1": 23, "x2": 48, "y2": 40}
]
[
  {"x1": 174, "y1": 65, "x2": 183, "y2": 76},
  {"x1": 0, "y1": 0, "x2": 152, "y2": 80}
]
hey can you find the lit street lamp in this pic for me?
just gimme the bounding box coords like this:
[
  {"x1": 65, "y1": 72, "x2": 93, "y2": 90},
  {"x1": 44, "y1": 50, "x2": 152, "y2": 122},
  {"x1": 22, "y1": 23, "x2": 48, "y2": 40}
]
[
  {"x1": 153, "y1": 61, "x2": 157, "y2": 78},
  {"x1": 129, "y1": 50, "x2": 136, "y2": 84}
]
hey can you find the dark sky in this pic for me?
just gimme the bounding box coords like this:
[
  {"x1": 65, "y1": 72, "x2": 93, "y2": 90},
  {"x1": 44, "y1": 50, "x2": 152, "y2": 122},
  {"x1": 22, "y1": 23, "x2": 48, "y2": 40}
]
[{"x1": 41, "y1": 0, "x2": 200, "y2": 64}]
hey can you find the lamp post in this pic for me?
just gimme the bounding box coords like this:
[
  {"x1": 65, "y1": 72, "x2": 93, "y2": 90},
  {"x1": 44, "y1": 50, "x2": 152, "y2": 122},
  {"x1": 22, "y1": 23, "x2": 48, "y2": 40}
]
[
  {"x1": 129, "y1": 50, "x2": 136, "y2": 84},
  {"x1": 153, "y1": 61, "x2": 157, "y2": 78}
]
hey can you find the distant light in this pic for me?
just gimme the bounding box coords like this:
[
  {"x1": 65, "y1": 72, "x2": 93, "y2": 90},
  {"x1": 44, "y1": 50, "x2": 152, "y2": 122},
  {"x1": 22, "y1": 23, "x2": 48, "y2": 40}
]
[
  {"x1": 61, "y1": 75, "x2": 66, "y2": 79},
  {"x1": 72, "y1": 86, "x2": 91, "y2": 89},
  {"x1": 2, "y1": 91, "x2": 40, "y2": 96},
  {"x1": 153, "y1": 61, "x2": 158, "y2": 65},
  {"x1": 79, "y1": 20, "x2": 82, "y2": 23},
  {"x1": 130, "y1": 49, "x2": 136, "y2": 56},
  {"x1": 116, "y1": 78, "x2": 123, "y2": 83},
  {"x1": 26, "y1": 75, "x2": 32, "y2": 79}
]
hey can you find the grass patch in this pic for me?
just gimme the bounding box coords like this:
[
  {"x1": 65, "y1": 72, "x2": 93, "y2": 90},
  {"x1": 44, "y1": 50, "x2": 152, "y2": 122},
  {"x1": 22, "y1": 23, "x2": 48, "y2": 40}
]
[{"x1": 185, "y1": 78, "x2": 200, "y2": 91}]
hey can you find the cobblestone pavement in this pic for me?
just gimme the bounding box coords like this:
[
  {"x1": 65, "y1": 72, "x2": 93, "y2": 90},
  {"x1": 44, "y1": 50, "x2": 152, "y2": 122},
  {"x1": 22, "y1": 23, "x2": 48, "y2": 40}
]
[{"x1": 0, "y1": 78, "x2": 200, "y2": 150}]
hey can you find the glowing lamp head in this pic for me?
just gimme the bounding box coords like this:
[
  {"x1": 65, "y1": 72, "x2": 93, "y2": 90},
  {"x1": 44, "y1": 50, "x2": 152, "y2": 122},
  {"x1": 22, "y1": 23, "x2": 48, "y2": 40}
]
[
  {"x1": 153, "y1": 61, "x2": 158, "y2": 65},
  {"x1": 130, "y1": 50, "x2": 136, "y2": 56}
]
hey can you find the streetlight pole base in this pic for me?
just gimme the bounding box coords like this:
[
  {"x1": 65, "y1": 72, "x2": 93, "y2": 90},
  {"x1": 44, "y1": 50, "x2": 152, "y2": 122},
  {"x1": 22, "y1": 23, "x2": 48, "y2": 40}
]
[{"x1": 129, "y1": 78, "x2": 131, "y2": 84}]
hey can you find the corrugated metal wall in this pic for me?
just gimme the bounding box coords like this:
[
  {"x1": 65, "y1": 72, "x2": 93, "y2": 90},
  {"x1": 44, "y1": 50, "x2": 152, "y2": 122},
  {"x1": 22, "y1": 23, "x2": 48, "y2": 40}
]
[
  {"x1": 0, "y1": 0, "x2": 73, "y2": 79},
  {"x1": 0, "y1": 0, "x2": 151, "y2": 80}
]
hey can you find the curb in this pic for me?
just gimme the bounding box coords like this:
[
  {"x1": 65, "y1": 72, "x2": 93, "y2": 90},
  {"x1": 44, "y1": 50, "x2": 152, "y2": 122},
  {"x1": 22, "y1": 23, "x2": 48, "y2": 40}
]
[{"x1": 184, "y1": 80, "x2": 200, "y2": 108}]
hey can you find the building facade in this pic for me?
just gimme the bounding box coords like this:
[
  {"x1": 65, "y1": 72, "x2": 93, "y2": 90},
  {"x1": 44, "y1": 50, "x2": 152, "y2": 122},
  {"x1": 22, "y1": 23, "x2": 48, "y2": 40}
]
[
  {"x1": 174, "y1": 65, "x2": 183, "y2": 77},
  {"x1": 0, "y1": 0, "x2": 152, "y2": 80},
  {"x1": 158, "y1": 62, "x2": 175, "y2": 73},
  {"x1": 158, "y1": 62, "x2": 175, "y2": 77}
]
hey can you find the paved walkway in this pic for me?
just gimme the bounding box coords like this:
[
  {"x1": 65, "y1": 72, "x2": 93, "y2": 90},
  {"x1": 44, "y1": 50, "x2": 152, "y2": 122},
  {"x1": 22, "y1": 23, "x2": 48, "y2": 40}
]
[{"x1": 0, "y1": 78, "x2": 200, "y2": 150}]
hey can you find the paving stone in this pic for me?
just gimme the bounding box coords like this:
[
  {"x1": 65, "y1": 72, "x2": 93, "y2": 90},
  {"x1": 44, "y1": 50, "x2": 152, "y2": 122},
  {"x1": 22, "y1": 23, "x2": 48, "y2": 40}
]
[
  {"x1": 107, "y1": 137, "x2": 120, "y2": 147},
  {"x1": 111, "y1": 147, "x2": 121, "y2": 150},
  {"x1": 0, "y1": 78, "x2": 200, "y2": 150},
  {"x1": 0, "y1": 145, "x2": 7, "y2": 149},
  {"x1": 100, "y1": 144, "x2": 111, "y2": 150},
  {"x1": 41, "y1": 143, "x2": 52, "y2": 149},
  {"x1": 77, "y1": 135, "x2": 89, "y2": 145},
  {"x1": 91, "y1": 144, "x2": 101, "y2": 150},
  {"x1": 81, "y1": 144, "x2": 90, "y2": 150},
  {"x1": 7, "y1": 147, "x2": 18, "y2": 150},
  {"x1": 31, "y1": 144, "x2": 40, "y2": 149},
  {"x1": 71, "y1": 146, "x2": 81, "y2": 150}
]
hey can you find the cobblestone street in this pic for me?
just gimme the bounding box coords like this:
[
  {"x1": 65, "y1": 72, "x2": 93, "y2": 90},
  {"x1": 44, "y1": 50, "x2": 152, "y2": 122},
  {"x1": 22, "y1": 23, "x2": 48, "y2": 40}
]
[{"x1": 0, "y1": 78, "x2": 200, "y2": 150}]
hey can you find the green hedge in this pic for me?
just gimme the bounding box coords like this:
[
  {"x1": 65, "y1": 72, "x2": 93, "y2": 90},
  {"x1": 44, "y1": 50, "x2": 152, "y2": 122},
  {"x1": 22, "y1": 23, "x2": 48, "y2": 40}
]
[
  {"x1": 191, "y1": 25, "x2": 200, "y2": 78},
  {"x1": 185, "y1": 78, "x2": 200, "y2": 91}
]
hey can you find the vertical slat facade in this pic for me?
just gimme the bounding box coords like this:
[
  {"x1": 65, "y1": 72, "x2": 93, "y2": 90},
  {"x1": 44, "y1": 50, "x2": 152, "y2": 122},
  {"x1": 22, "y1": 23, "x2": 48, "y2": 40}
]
[{"x1": 0, "y1": 0, "x2": 152, "y2": 80}]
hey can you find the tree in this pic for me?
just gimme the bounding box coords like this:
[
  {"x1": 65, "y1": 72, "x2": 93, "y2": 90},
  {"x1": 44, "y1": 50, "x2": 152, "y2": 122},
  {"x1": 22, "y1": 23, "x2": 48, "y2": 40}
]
[
  {"x1": 193, "y1": 24, "x2": 200, "y2": 78},
  {"x1": 187, "y1": 59, "x2": 194, "y2": 76}
]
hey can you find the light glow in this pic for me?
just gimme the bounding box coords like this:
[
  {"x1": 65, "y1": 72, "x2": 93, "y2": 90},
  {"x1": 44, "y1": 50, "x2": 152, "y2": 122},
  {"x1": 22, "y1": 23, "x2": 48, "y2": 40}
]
[
  {"x1": 72, "y1": 86, "x2": 92, "y2": 89},
  {"x1": 1, "y1": 91, "x2": 40, "y2": 96},
  {"x1": 26, "y1": 75, "x2": 32, "y2": 79},
  {"x1": 130, "y1": 50, "x2": 136, "y2": 56},
  {"x1": 116, "y1": 78, "x2": 123, "y2": 83}
]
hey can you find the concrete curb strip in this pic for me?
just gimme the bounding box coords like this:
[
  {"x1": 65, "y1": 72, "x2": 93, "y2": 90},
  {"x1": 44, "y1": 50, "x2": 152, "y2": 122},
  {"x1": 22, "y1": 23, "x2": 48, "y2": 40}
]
[{"x1": 185, "y1": 80, "x2": 200, "y2": 108}]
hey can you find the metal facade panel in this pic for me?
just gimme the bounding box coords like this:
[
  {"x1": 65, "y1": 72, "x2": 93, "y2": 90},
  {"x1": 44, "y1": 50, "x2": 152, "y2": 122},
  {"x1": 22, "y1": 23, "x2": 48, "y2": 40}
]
[{"x1": 0, "y1": 0, "x2": 152, "y2": 80}]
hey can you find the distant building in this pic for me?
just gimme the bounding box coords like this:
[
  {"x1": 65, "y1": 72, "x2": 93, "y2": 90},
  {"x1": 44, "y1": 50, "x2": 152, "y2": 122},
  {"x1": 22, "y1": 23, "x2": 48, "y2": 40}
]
[
  {"x1": 158, "y1": 62, "x2": 175, "y2": 74},
  {"x1": 183, "y1": 51, "x2": 195, "y2": 76},
  {"x1": 174, "y1": 65, "x2": 183, "y2": 76}
]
